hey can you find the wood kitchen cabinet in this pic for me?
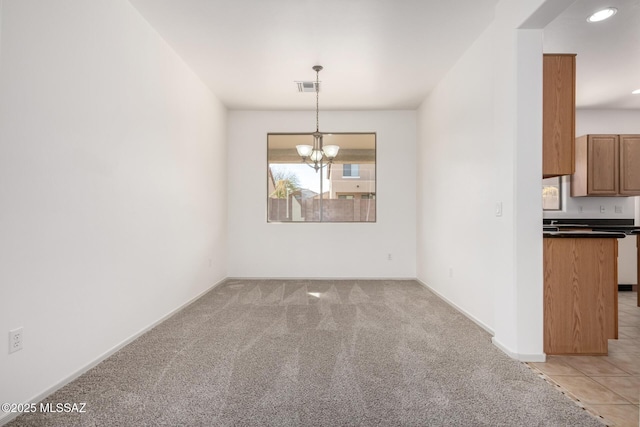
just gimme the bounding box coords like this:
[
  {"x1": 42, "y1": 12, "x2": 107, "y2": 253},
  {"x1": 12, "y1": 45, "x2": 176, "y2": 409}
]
[
  {"x1": 571, "y1": 134, "x2": 640, "y2": 196},
  {"x1": 543, "y1": 54, "x2": 576, "y2": 178},
  {"x1": 544, "y1": 236, "x2": 618, "y2": 355},
  {"x1": 619, "y1": 135, "x2": 640, "y2": 194}
]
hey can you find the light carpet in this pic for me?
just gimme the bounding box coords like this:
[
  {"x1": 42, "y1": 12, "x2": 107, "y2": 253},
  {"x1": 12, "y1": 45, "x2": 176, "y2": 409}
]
[{"x1": 7, "y1": 279, "x2": 603, "y2": 426}]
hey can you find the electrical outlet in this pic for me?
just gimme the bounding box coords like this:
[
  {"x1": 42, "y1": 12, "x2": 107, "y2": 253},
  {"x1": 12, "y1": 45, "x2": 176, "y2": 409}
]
[
  {"x1": 600, "y1": 205, "x2": 606, "y2": 213},
  {"x1": 615, "y1": 206, "x2": 622, "y2": 214},
  {"x1": 387, "y1": 253, "x2": 392, "y2": 261},
  {"x1": 9, "y1": 328, "x2": 23, "y2": 354}
]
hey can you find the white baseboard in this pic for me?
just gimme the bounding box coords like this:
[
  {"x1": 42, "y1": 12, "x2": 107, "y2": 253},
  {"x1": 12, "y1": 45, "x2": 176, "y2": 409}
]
[
  {"x1": 414, "y1": 280, "x2": 546, "y2": 362},
  {"x1": 226, "y1": 276, "x2": 416, "y2": 281},
  {"x1": 415, "y1": 279, "x2": 494, "y2": 335},
  {"x1": 492, "y1": 337, "x2": 546, "y2": 362},
  {"x1": 0, "y1": 278, "x2": 227, "y2": 427}
]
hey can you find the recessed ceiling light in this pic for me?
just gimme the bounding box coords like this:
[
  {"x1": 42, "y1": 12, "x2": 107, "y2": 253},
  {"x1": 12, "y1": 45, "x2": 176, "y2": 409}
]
[
  {"x1": 632, "y1": 89, "x2": 640, "y2": 95},
  {"x1": 587, "y1": 7, "x2": 617, "y2": 22}
]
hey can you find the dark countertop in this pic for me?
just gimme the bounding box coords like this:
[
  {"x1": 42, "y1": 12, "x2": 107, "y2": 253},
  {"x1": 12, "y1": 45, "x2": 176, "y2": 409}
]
[
  {"x1": 544, "y1": 231, "x2": 627, "y2": 238},
  {"x1": 543, "y1": 218, "x2": 635, "y2": 226},
  {"x1": 543, "y1": 219, "x2": 639, "y2": 235},
  {"x1": 552, "y1": 225, "x2": 640, "y2": 234}
]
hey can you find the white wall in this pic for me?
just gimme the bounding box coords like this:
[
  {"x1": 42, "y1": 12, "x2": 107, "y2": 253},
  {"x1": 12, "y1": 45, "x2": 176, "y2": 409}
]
[
  {"x1": 228, "y1": 111, "x2": 416, "y2": 278},
  {"x1": 416, "y1": 26, "x2": 497, "y2": 333},
  {"x1": 0, "y1": 0, "x2": 227, "y2": 418},
  {"x1": 417, "y1": 0, "x2": 574, "y2": 361},
  {"x1": 544, "y1": 109, "x2": 640, "y2": 219}
]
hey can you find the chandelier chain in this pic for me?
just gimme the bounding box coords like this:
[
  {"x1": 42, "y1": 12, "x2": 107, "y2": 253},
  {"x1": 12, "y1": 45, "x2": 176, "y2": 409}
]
[
  {"x1": 294, "y1": 65, "x2": 338, "y2": 174},
  {"x1": 315, "y1": 68, "x2": 320, "y2": 132}
]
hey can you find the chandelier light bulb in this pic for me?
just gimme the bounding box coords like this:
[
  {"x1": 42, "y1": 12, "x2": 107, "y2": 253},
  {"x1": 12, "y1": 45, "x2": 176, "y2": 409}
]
[
  {"x1": 309, "y1": 150, "x2": 323, "y2": 162},
  {"x1": 296, "y1": 145, "x2": 313, "y2": 157},
  {"x1": 323, "y1": 145, "x2": 340, "y2": 159}
]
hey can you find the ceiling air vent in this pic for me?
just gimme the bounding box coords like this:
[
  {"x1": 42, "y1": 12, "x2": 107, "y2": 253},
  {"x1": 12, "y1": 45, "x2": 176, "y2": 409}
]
[{"x1": 295, "y1": 81, "x2": 320, "y2": 93}]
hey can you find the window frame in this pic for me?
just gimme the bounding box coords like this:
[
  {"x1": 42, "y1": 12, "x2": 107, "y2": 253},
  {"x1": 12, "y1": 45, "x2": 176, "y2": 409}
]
[
  {"x1": 542, "y1": 176, "x2": 563, "y2": 211},
  {"x1": 267, "y1": 132, "x2": 377, "y2": 223},
  {"x1": 342, "y1": 164, "x2": 360, "y2": 178}
]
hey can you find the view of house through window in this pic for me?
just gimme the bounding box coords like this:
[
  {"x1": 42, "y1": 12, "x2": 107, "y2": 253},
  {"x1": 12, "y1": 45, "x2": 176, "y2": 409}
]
[
  {"x1": 542, "y1": 177, "x2": 562, "y2": 210},
  {"x1": 267, "y1": 133, "x2": 376, "y2": 222}
]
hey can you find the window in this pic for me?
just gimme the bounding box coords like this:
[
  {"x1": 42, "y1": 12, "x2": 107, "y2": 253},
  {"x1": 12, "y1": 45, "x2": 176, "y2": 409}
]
[
  {"x1": 343, "y1": 164, "x2": 360, "y2": 178},
  {"x1": 542, "y1": 177, "x2": 562, "y2": 210},
  {"x1": 267, "y1": 133, "x2": 376, "y2": 222}
]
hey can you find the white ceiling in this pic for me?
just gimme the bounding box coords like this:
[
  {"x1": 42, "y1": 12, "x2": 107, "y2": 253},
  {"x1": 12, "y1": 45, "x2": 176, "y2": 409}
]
[
  {"x1": 129, "y1": 0, "x2": 498, "y2": 110},
  {"x1": 544, "y1": 0, "x2": 640, "y2": 109},
  {"x1": 129, "y1": 0, "x2": 640, "y2": 111}
]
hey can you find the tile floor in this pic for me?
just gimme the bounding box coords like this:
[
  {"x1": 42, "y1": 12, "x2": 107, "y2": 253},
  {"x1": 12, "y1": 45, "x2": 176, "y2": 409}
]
[{"x1": 528, "y1": 291, "x2": 640, "y2": 427}]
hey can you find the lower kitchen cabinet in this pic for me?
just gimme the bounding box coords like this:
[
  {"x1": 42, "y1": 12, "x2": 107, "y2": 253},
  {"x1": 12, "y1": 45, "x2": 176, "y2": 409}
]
[{"x1": 543, "y1": 236, "x2": 618, "y2": 355}]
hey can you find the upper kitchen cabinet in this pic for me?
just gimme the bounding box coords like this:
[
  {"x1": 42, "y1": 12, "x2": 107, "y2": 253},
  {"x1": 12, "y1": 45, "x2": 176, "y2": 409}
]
[
  {"x1": 543, "y1": 54, "x2": 576, "y2": 178},
  {"x1": 571, "y1": 134, "x2": 640, "y2": 197},
  {"x1": 619, "y1": 135, "x2": 640, "y2": 195}
]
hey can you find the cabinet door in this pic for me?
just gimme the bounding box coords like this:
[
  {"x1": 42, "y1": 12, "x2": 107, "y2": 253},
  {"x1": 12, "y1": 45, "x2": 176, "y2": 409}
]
[
  {"x1": 543, "y1": 54, "x2": 576, "y2": 178},
  {"x1": 588, "y1": 135, "x2": 619, "y2": 195},
  {"x1": 543, "y1": 238, "x2": 617, "y2": 354},
  {"x1": 619, "y1": 135, "x2": 640, "y2": 195}
]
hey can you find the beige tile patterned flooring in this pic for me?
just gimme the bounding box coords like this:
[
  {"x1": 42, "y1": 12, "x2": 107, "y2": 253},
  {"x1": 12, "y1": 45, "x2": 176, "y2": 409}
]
[{"x1": 528, "y1": 291, "x2": 640, "y2": 427}]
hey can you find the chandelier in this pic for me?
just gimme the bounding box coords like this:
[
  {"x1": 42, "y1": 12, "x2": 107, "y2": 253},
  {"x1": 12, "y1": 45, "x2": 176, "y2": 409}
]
[{"x1": 295, "y1": 65, "x2": 339, "y2": 172}]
